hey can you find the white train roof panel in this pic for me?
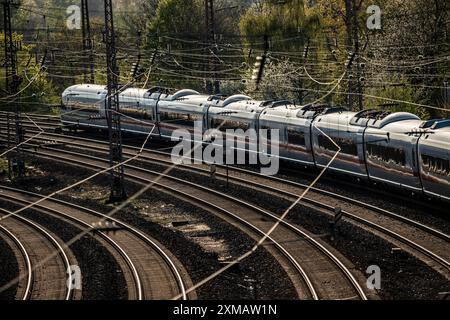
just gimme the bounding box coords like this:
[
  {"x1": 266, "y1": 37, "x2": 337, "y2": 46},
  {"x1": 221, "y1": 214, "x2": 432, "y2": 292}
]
[
  {"x1": 380, "y1": 119, "x2": 424, "y2": 133},
  {"x1": 222, "y1": 95, "x2": 252, "y2": 107},
  {"x1": 350, "y1": 110, "x2": 420, "y2": 128},
  {"x1": 315, "y1": 111, "x2": 357, "y2": 125},
  {"x1": 64, "y1": 84, "x2": 107, "y2": 95},
  {"x1": 169, "y1": 89, "x2": 201, "y2": 101},
  {"x1": 120, "y1": 88, "x2": 150, "y2": 99}
]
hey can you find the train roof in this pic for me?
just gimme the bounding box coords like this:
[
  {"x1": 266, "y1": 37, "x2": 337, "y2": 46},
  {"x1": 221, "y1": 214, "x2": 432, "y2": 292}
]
[
  {"x1": 144, "y1": 88, "x2": 203, "y2": 102},
  {"x1": 350, "y1": 110, "x2": 420, "y2": 128},
  {"x1": 208, "y1": 99, "x2": 265, "y2": 117},
  {"x1": 62, "y1": 85, "x2": 447, "y2": 132},
  {"x1": 420, "y1": 119, "x2": 450, "y2": 132},
  {"x1": 314, "y1": 110, "x2": 356, "y2": 124},
  {"x1": 295, "y1": 104, "x2": 348, "y2": 119},
  {"x1": 207, "y1": 97, "x2": 291, "y2": 115},
  {"x1": 419, "y1": 120, "x2": 450, "y2": 147},
  {"x1": 222, "y1": 95, "x2": 252, "y2": 106},
  {"x1": 63, "y1": 84, "x2": 107, "y2": 96},
  {"x1": 259, "y1": 103, "x2": 349, "y2": 123},
  {"x1": 379, "y1": 119, "x2": 424, "y2": 133},
  {"x1": 120, "y1": 88, "x2": 152, "y2": 99}
]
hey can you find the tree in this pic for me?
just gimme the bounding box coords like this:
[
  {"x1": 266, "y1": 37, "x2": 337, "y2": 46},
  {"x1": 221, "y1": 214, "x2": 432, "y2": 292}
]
[
  {"x1": 142, "y1": 0, "x2": 251, "y2": 92},
  {"x1": 0, "y1": 32, "x2": 58, "y2": 113},
  {"x1": 367, "y1": 0, "x2": 450, "y2": 117},
  {"x1": 240, "y1": 0, "x2": 321, "y2": 50},
  {"x1": 317, "y1": 0, "x2": 370, "y2": 110}
]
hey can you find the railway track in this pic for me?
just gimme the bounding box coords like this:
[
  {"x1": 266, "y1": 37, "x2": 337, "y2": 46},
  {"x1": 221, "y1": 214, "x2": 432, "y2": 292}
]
[
  {"x1": 2, "y1": 113, "x2": 449, "y2": 296},
  {"x1": 2, "y1": 113, "x2": 449, "y2": 220},
  {"x1": 0, "y1": 186, "x2": 191, "y2": 300},
  {"x1": 11, "y1": 139, "x2": 372, "y2": 300},
  {"x1": 2, "y1": 120, "x2": 449, "y2": 278},
  {"x1": 0, "y1": 222, "x2": 32, "y2": 300},
  {"x1": 0, "y1": 206, "x2": 75, "y2": 300}
]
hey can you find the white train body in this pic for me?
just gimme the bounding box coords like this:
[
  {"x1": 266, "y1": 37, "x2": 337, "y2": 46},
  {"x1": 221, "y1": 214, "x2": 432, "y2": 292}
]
[{"x1": 61, "y1": 84, "x2": 450, "y2": 202}]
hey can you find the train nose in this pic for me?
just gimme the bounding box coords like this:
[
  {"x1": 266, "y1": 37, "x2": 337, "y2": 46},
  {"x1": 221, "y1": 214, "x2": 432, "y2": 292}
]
[
  {"x1": 61, "y1": 88, "x2": 71, "y2": 102},
  {"x1": 62, "y1": 85, "x2": 79, "y2": 102}
]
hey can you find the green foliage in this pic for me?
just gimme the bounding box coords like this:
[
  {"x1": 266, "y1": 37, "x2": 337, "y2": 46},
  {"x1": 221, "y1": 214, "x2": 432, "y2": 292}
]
[
  {"x1": 0, "y1": 158, "x2": 8, "y2": 173},
  {"x1": 0, "y1": 0, "x2": 446, "y2": 120},
  {"x1": 149, "y1": 0, "x2": 203, "y2": 35},
  {"x1": 366, "y1": 81, "x2": 430, "y2": 119},
  {"x1": 0, "y1": 32, "x2": 58, "y2": 113},
  {"x1": 250, "y1": 59, "x2": 302, "y2": 101},
  {"x1": 220, "y1": 79, "x2": 247, "y2": 96},
  {"x1": 142, "y1": 0, "x2": 205, "y2": 89},
  {"x1": 239, "y1": 0, "x2": 321, "y2": 47}
]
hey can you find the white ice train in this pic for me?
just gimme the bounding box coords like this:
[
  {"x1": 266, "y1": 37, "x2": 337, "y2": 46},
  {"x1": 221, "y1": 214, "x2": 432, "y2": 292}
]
[{"x1": 61, "y1": 84, "x2": 450, "y2": 202}]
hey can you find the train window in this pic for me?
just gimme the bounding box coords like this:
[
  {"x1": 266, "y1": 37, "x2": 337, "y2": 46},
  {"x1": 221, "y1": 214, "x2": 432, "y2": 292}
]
[
  {"x1": 211, "y1": 118, "x2": 250, "y2": 132},
  {"x1": 367, "y1": 144, "x2": 406, "y2": 167},
  {"x1": 121, "y1": 107, "x2": 153, "y2": 120},
  {"x1": 287, "y1": 128, "x2": 305, "y2": 146},
  {"x1": 236, "y1": 121, "x2": 250, "y2": 131},
  {"x1": 339, "y1": 138, "x2": 358, "y2": 156},
  {"x1": 421, "y1": 154, "x2": 450, "y2": 176},
  {"x1": 318, "y1": 135, "x2": 337, "y2": 152},
  {"x1": 260, "y1": 126, "x2": 272, "y2": 140},
  {"x1": 67, "y1": 101, "x2": 99, "y2": 114},
  {"x1": 160, "y1": 112, "x2": 202, "y2": 126},
  {"x1": 318, "y1": 135, "x2": 357, "y2": 156}
]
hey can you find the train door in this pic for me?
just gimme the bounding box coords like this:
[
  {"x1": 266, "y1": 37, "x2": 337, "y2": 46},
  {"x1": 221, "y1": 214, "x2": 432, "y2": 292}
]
[
  {"x1": 283, "y1": 119, "x2": 313, "y2": 165},
  {"x1": 119, "y1": 96, "x2": 143, "y2": 133},
  {"x1": 365, "y1": 129, "x2": 422, "y2": 192},
  {"x1": 418, "y1": 132, "x2": 450, "y2": 201},
  {"x1": 154, "y1": 94, "x2": 162, "y2": 138},
  {"x1": 312, "y1": 113, "x2": 367, "y2": 177}
]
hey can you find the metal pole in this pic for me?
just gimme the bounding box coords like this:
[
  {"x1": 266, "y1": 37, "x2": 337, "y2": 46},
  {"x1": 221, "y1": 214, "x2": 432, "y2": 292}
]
[
  {"x1": 6, "y1": 113, "x2": 12, "y2": 180},
  {"x1": 344, "y1": 0, "x2": 354, "y2": 110},
  {"x1": 204, "y1": 0, "x2": 219, "y2": 94},
  {"x1": 3, "y1": 0, "x2": 15, "y2": 93},
  {"x1": 14, "y1": 102, "x2": 24, "y2": 177},
  {"x1": 3, "y1": 0, "x2": 23, "y2": 179},
  {"x1": 445, "y1": 81, "x2": 449, "y2": 108},
  {"x1": 104, "y1": 0, "x2": 126, "y2": 202},
  {"x1": 81, "y1": 0, "x2": 94, "y2": 83}
]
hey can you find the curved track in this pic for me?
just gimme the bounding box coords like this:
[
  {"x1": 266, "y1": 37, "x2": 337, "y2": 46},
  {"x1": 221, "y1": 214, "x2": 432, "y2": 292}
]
[
  {"x1": 5, "y1": 114, "x2": 449, "y2": 296},
  {"x1": 0, "y1": 223, "x2": 32, "y2": 300},
  {"x1": 0, "y1": 186, "x2": 191, "y2": 300},
  {"x1": 0, "y1": 207, "x2": 74, "y2": 300},
  {"x1": 1, "y1": 116, "x2": 448, "y2": 278},
  {"x1": 18, "y1": 142, "x2": 370, "y2": 300}
]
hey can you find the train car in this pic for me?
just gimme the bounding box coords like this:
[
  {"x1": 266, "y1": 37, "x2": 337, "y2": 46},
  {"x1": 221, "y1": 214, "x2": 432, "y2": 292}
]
[
  {"x1": 117, "y1": 87, "x2": 157, "y2": 134},
  {"x1": 418, "y1": 120, "x2": 450, "y2": 201},
  {"x1": 312, "y1": 108, "x2": 367, "y2": 177},
  {"x1": 207, "y1": 97, "x2": 262, "y2": 163},
  {"x1": 61, "y1": 84, "x2": 450, "y2": 203},
  {"x1": 62, "y1": 84, "x2": 157, "y2": 134},
  {"x1": 362, "y1": 111, "x2": 423, "y2": 192},
  {"x1": 259, "y1": 104, "x2": 340, "y2": 167},
  {"x1": 61, "y1": 84, "x2": 108, "y2": 129},
  {"x1": 154, "y1": 89, "x2": 207, "y2": 139},
  {"x1": 259, "y1": 103, "x2": 305, "y2": 164}
]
